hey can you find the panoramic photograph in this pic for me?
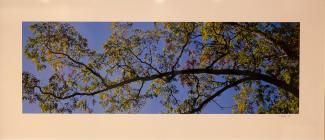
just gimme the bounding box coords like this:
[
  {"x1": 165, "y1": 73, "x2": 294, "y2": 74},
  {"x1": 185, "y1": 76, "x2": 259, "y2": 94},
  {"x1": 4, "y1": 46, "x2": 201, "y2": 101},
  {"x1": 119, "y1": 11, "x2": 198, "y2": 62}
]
[{"x1": 22, "y1": 22, "x2": 299, "y2": 114}]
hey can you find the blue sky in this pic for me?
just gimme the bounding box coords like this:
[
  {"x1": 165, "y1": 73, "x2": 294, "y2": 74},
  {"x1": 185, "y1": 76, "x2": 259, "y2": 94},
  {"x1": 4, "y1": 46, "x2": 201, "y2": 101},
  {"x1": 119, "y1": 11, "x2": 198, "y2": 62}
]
[{"x1": 22, "y1": 22, "x2": 236, "y2": 113}]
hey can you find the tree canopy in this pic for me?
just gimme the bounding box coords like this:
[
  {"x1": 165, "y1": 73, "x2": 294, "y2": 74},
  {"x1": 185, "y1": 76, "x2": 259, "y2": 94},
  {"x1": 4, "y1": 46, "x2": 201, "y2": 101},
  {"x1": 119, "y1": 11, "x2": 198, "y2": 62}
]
[{"x1": 23, "y1": 22, "x2": 299, "y2": 113}]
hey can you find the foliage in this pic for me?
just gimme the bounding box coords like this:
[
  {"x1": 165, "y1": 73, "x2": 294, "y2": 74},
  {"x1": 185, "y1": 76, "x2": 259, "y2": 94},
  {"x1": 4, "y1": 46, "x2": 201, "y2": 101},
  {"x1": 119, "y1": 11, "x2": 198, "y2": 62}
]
[{"x1": 23, "y1": 22, "x2": 299, "y2": 113}]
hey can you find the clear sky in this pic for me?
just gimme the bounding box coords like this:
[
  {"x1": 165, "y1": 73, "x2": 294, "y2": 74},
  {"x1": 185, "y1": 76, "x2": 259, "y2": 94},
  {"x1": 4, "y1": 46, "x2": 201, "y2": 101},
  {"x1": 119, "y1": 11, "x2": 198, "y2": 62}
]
[{"x1": 22, "y1": 22, "x2": 237, "y2": 114}]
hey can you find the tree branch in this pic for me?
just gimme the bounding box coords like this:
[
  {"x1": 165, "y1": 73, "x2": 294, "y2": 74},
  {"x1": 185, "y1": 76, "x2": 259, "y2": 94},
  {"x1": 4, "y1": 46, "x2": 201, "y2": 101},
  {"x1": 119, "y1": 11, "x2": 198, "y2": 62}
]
[
  {"x1": 206, "y1": 52, "x2": 228, "y2": 69},
  {"x1": 48, "y1": 49, "x2": 108, "y2": 87},
  {"x1": 126, "y1": 48, "x2": 161, "y2": 74},
  {"x1": 36, "y1": 68, "x2": 298, "y2": 100},
  {"x1": 183, "y1": 77, "x2": 252, "y2": 114},
  {"x1": 171, "y1": 29, "x2": 195, "y2": 71}
]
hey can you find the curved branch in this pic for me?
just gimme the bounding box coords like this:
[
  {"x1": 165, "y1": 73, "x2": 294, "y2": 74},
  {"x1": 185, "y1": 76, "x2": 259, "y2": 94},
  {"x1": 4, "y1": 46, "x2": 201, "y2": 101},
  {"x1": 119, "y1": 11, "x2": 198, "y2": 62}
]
[
  {"x1": 206, "y1": 52, "x2": 228, "y2": 69},
  {"x1": 36, "y1": 68, "x2": 298, "y2": 100},
  {"x1": 183, "y1": 77, "x2": 252, "y2": 114}
]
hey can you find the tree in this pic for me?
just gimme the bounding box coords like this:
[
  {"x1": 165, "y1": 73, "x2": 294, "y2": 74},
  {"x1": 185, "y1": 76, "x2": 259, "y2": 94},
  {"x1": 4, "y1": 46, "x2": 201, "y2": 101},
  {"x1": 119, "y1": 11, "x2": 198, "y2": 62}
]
[{"x1": 23, "y1": 22, "x2": 299, "y2": 113}]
